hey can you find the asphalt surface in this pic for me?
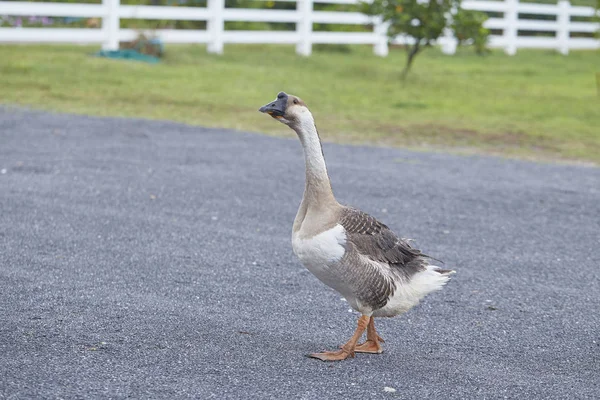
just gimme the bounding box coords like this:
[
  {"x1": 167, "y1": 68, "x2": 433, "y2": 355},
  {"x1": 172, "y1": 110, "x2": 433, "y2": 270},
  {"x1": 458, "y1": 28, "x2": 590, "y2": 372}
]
[{"x1": 0, "y1": 106, "x2": 599, "y2": 399}]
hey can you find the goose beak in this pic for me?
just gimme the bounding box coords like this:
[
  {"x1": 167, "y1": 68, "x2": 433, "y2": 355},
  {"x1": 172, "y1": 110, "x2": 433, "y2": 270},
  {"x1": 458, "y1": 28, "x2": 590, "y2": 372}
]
[{"x1": 259, "y1": 92, "x2": 288, "y2": 119}]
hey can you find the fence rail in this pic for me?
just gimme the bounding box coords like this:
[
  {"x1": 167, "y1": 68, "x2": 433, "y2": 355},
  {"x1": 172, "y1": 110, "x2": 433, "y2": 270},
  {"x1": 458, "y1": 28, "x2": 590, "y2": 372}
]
[{"x1": 0, "y1": 0, "x2": 598, "y2": 55}]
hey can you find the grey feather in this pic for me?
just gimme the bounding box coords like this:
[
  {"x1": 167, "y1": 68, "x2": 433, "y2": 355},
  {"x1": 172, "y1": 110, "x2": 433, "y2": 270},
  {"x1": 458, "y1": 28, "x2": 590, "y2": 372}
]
[
  {"x1": 340, "y1": 207, "x2": 431, "y2": 269},
  {"x1": 337, "y1": 207, "x2": 434, "y2": 310}
]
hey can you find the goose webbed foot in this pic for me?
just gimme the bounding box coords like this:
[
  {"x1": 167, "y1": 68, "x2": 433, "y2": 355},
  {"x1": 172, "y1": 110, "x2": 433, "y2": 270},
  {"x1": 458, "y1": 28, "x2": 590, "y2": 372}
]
[
  {"x1": 354, "y1": 340, "x2": 383, "y2": 354},
  {"x1": 355, "y1": 317, "x2": 384, "y2": 354},
  {"x1": 308, "y1": 315, "x2": 370, "y2": 362},
  {"x1": 309, "y1": 348, "x2": 355, "y2": 361}
]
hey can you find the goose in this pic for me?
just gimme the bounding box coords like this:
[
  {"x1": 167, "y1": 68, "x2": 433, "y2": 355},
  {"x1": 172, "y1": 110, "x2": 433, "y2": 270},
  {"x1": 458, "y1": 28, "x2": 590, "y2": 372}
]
[{"x1": 259, "y1": 92, "x2": 455, "y2": 362}]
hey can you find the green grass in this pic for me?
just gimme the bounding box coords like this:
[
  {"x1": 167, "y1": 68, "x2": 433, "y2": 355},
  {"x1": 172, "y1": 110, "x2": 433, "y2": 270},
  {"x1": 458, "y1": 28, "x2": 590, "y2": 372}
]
[{"x1": 1, "y1": 44, "x2": 599, "y2": 164}]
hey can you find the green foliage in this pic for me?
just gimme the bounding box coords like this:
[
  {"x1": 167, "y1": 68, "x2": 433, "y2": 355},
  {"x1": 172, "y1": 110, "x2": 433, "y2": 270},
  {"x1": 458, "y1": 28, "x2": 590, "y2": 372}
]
[
  {"x1": 224, "y1": 0, "x2": 294, "y2": 31},
  {"x1": 452, "y1": 9, "x2": 490, "y2": 55},
  {"x1": 362, "y1": 0, "x2": 456, "y2": 45},
  {"x1": 361, "y1": 0, "x2": 459, "y2": 78},
  {"x1": 595, "y1": 0, "x2": 600, "y2": 39}
]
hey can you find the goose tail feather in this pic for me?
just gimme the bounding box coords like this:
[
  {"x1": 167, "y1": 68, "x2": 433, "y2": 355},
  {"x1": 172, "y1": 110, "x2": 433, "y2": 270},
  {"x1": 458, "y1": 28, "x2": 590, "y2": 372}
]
[{"x1": 432, "y1": 267, "x2": 456, "y2": 275}]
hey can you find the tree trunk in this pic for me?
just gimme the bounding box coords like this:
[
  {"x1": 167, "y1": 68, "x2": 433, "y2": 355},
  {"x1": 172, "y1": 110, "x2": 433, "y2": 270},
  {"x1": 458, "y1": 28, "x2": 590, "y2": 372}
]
[{"x1": 400, "y1": 40, "x2": 421, "y2": 80}]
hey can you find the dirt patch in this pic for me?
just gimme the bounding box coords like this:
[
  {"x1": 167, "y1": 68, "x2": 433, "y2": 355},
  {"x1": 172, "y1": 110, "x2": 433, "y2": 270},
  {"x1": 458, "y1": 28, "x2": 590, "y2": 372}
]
[
  {"x1": 368, "y1": 122, "x2": 561, "y2": 151},
  {"x1": 326, "y1": 119, "x2": 591, "y2": 164}
]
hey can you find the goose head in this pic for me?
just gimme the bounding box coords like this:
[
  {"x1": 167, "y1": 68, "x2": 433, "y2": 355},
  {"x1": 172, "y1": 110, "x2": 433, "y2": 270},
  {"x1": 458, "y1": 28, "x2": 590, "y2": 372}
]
[{"x1": 259, "y1": 92, "x2": 311, "y2": 127}]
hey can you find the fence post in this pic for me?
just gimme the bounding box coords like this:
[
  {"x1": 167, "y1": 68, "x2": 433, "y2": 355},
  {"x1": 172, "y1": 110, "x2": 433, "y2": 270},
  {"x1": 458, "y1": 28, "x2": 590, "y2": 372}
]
[
  {"x1": 102, "y1": 0, "x2": 119, "y2": 51},
  {"x1": 441, "y1": 5, "x2": 458, "y2": 55},
  {"x1": 504, "y1": 0, "x2": 518, "y2": 55},
  {"x1": 207, "y1": 0, "x2": 224, "y2": 54},
  {"x1": 556, "y1": 0, "x2": 570, "y2": 55},
  {"x1": 441, "y1": 30, "x2": 458, "y2": 55},
  {"x1": 373, "y1": 17, "x2": 389, "y2": 57},
  {"x1": 296, "y1": 0, "x2": 313, "y2": 56}
]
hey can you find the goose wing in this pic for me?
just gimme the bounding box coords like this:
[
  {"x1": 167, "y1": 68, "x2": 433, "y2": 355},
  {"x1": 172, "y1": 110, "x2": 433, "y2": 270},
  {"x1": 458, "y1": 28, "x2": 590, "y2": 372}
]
[{"x1": 339, "y1": 207, "x2": 430, "y2": 270}]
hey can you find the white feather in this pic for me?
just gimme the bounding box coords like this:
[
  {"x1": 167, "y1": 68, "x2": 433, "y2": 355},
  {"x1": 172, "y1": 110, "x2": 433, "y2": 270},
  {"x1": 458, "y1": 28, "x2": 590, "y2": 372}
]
[
  {"x1": 292, "y1": 224, "x2": 349, "y2": 293},
  {"x1": 293, "y1": 224, "x2": 346, "y2": 264},
  {"x1": 373, "y1": 265, "x2": 451, "y2": 317}
]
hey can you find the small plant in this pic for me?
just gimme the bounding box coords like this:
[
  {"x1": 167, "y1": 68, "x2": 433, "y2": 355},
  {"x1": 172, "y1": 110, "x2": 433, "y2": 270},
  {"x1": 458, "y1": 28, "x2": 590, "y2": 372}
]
[
  {"x1": 362, "y1": 0, "x2": 489, "y2": 78},
  {"x1": 362, "y1": 0, "x2": 459, "y2": 79},
  {"x1": 121, "y1": 33, "x2": 164, "y2": 58}
]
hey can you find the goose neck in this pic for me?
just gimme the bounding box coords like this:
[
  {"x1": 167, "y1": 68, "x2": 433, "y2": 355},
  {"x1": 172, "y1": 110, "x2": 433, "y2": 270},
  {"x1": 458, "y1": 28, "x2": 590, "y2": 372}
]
[{"x1": 294, "y1": 117, "x2": 336, "y2": 208}]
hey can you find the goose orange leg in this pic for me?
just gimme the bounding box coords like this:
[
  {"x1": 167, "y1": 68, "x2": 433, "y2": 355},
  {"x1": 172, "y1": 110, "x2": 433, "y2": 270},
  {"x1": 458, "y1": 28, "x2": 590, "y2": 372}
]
[
  {"x1": 354, "y1": 317, "x2": 384, "y2": 354},
  {"x1": 309, "y1": 315, "x2": 370, "y2": 362}
]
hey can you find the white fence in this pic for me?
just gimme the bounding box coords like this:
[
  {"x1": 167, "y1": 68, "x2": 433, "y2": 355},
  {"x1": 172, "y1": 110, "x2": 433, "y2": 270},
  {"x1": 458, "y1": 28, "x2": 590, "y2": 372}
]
[{"x1": 0, "y1": 0, "x2": 598, "y2": 55}]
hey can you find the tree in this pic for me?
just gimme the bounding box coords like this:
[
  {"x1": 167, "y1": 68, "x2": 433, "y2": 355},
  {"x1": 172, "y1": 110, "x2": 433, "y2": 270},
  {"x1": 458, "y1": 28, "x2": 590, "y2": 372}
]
[
  {"x1": 452, "y1": 9, "x2": 490, "y2": 55},
  {"x1": 362, "y1": 0, "x2": 459, "y2": 79}
]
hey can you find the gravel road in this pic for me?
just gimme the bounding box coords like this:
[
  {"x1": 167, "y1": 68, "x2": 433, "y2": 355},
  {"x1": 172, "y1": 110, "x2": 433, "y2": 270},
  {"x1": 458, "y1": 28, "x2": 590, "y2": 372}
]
[{"x1": 1, "y1": 107, "x2": 599, "y2": 399}]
